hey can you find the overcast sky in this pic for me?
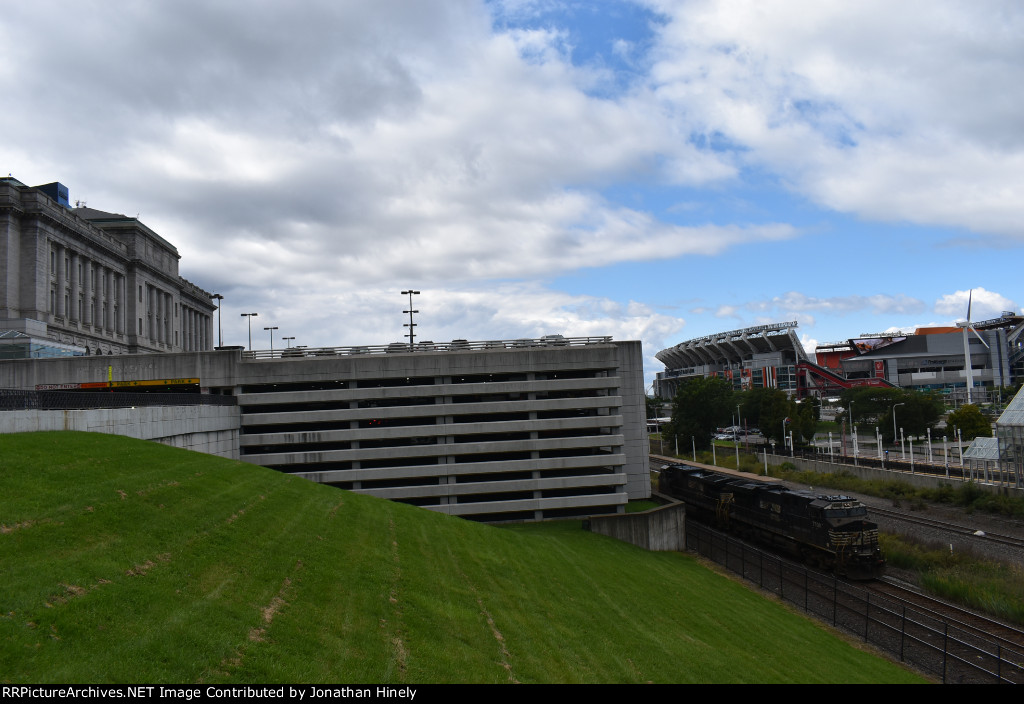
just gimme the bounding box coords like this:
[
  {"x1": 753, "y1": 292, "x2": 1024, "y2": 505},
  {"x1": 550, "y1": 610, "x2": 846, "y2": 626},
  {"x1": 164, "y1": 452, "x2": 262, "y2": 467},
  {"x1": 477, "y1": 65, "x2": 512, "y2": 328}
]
[{"x1": 3, "y1": 0, "x2": 1022, "y2": 387}]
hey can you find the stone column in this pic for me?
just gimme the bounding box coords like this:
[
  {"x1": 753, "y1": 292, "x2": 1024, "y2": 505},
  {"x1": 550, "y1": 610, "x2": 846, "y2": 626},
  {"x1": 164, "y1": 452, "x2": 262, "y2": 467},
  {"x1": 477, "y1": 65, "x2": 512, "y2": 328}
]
[
  {"x1": 54, "y1": 244, "x2": 66, "y2": 318},
  {"x1": 115, "y1": 275, "x2": 125, "y2": 335},
  {"x1": 147, "y1": 285, "x2": 155, "y2": 341},
  {"x1": 165, "y1": 292, "x2": 172, "y2": 345},
  {"x1": 82, "y1": 258, "x2": 93, "y2": 326},
  {"x1": 101, "y1": 268, "x2": 111, "y2": 332},
  {"x1": 68, "y1": 251, "x2": 79, "y2": 323},
  {"x1": 159, "y1": 290, "x2": 165, "y2": 344}
]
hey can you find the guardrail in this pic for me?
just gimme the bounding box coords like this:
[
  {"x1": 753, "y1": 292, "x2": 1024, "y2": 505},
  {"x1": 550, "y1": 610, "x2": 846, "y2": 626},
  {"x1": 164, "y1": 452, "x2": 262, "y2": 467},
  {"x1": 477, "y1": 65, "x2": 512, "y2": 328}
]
[{"x1": 241, "y1": 336, "x2": 613, "y2": 360}]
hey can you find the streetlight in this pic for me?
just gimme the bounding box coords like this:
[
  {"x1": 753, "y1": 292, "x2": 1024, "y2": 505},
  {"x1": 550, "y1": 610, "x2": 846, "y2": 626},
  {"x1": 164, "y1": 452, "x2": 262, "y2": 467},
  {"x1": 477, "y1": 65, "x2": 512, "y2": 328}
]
[
  {"x1": 212, "y1": 294, "x2": 224, "y2": 348},
  {"x1": 732, "y1": 412, "x2": 739, "y2": 470},
  {"x1": 848, "y1": 399, "x2": 855, "y2": 459},
  {"x1": 240, "y1": 313, "x2": 258, "y2": 350},
  {"x1": 264, "y1": 326, "x2": 279, "y2": 354},
  {"x1": 892, "y1": 402, "x2": 905, "y2": 455},
  {"x1": 283, "y1": 336, "x2": 295, "y2": 348}
]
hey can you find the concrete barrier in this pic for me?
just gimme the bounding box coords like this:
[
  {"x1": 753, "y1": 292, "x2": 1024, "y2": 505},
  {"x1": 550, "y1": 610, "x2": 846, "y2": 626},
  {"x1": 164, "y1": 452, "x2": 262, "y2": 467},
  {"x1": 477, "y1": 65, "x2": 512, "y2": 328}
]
[
  {"x1": 0, "y1": 405, "x2": 240, "y2": 459},
  {"x1": 585, "y1": 500, "x2": 685, "y2": 551}
]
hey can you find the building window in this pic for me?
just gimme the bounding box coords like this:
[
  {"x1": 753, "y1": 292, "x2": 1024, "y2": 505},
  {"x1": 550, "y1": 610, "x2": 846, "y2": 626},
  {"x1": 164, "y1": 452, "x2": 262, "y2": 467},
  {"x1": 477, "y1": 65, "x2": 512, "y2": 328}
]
[
  {"x1": 138, "y1": 318, "x2": 142, "y2": 334},
  {"x1": 50, "y1": 250, "x2": 55, "y2": 275},
  {"x1": 138, "y1": 286, "x2": 142, "y2": 302}
]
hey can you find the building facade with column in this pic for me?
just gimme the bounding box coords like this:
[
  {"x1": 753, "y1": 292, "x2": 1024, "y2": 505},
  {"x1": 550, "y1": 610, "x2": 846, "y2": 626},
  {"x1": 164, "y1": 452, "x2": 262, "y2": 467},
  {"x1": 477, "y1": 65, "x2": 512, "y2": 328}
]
[{"x1": 0, "y1": 176, "x2": 215, "y2": 356}]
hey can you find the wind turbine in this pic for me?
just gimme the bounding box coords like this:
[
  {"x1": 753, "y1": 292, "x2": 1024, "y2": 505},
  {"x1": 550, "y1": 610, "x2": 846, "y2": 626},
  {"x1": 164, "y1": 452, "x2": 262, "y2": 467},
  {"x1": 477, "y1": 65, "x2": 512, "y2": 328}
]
[{"x1": 958, "y1": 290, "x2": 989, "y2": 405}]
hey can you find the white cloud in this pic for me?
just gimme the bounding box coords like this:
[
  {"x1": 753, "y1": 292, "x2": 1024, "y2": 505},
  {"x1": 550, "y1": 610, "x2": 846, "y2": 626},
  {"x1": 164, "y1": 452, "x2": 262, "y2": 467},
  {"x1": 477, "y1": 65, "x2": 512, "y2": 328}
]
[
  {"x1": 642, "y1": 0, "x2": 1024, "y2": 238},
  {"x1": 934, "y1": 288, "x2": 1017, "y2": 321},
  {"x1": 750, "y1": 292, "x2": 926, "y2": 317}
]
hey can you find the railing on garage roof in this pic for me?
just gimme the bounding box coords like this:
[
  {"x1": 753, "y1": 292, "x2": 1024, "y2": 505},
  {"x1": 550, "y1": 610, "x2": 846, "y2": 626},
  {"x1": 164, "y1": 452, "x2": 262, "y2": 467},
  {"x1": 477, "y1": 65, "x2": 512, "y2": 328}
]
[{"x1": 240, "y1": 336, "x2": 614, "y2": 360}]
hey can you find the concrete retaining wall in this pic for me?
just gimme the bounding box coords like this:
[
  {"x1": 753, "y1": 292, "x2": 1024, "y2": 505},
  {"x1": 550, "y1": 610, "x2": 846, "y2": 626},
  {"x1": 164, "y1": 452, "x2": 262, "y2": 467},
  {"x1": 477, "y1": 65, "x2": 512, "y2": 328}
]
[
  {"x1": 0, "y1": 405, "x2": 240, "y2": 459},
  {"x1": 586, "y1": 501, "x2": 686, "y2": 551}
]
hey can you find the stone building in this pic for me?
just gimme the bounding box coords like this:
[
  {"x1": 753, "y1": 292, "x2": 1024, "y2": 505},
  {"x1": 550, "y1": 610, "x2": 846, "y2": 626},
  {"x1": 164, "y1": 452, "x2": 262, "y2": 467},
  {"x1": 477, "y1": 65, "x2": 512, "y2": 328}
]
[{"x1": 0, "y1": 176, "x2": 215, "y2": 356}]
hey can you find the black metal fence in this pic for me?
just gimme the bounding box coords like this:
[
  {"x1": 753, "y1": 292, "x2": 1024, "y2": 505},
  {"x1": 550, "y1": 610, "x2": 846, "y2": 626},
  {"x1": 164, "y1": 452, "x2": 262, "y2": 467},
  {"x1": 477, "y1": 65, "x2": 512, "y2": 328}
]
[
  {"x1": 0, "y1": 388, "x2": 237, "y2": 411},
  {"x1": 685, "y1": 520, "x2": 1024, "y2": 684}
]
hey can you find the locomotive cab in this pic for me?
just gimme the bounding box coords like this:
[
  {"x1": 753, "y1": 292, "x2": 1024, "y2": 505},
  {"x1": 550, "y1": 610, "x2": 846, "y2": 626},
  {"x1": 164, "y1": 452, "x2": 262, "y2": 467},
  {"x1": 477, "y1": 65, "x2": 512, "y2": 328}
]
[{"x1": 810, "y1": 495, "x2": 884, "y2": 579}]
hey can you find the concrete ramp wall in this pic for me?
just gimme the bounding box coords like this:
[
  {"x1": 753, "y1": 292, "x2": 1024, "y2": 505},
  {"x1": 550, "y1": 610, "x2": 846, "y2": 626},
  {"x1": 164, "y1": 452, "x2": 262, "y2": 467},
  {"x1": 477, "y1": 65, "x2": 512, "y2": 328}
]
[
  {"x1": 585, "y1": 501, "x2": 685, "y2": 551},
  {"x1": 0, "y1": 405, "x2": 240, "y2": 459}
]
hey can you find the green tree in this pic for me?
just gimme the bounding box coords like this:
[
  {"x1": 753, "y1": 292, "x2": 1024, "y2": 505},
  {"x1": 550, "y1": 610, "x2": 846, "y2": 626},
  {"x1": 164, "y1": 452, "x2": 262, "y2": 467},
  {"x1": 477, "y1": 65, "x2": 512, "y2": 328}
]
[
  {"x1": 667, "y1": 376, "x2": 734, "y2": 451},
  {"x1": 645, "y1": 395, "x2": 660, "y2": 420},
  {"x1": 946, "y1": 404, "x2": 993, "y2": 441},
  {"x1": 840, "y1": 387, "x2": 943, "y2": 442}
]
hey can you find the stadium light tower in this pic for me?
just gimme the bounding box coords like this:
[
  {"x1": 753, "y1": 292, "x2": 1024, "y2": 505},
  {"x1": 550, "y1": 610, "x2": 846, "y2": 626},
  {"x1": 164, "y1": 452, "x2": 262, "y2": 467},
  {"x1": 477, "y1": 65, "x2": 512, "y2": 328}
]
[{"x1": 402, "y1": 290, "x2": 420, "y2": 350}]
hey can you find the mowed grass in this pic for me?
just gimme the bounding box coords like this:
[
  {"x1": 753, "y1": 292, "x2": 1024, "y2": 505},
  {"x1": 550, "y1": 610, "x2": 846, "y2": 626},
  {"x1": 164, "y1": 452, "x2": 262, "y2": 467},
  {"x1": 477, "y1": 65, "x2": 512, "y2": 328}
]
[{"x1": 0, "y1": 432, "x2": 924, "y2": 683}]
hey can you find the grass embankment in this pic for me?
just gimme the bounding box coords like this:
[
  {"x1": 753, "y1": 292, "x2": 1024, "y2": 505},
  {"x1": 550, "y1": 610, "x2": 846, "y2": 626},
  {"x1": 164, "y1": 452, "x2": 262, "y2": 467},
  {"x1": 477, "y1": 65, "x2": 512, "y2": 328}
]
[
  {"x1": 0, "y1": 432, "x2": 922, "y2": 684},
  {"x1": 880, "y1": 534, "x2": 1024, "y2": 626}
]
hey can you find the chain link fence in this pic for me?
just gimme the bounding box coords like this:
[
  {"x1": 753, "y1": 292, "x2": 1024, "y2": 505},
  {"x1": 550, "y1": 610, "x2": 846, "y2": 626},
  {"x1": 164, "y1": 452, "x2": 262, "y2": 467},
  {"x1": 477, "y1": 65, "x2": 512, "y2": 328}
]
[{"x1": 685, "y1": 519, "x2": 1024, "y2": 683}]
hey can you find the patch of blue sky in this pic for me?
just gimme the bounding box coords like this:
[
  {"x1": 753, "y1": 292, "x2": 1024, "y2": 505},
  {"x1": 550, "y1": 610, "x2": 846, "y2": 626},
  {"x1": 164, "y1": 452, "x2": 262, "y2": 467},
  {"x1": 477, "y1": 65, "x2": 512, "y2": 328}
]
[
  {"x1": 784, "y1": 98, "x2": 862, "y2": 148},
  {"x1": 488, "y1": 0, "x2": 663, "y2": 96}
]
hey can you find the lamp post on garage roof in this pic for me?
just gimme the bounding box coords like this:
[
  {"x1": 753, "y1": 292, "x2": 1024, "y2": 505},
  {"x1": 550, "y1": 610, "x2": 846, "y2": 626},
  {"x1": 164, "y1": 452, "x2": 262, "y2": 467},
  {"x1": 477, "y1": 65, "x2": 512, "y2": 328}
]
[
  {"x1": 264, "y1": 326, "x2": 279, "y2": 355},
  {"x1": 212, "y1": 294, "x2": 224, "y2": 348},
  {"x1": 241, "y1": 312, "x2": 258, "y2": 350}
]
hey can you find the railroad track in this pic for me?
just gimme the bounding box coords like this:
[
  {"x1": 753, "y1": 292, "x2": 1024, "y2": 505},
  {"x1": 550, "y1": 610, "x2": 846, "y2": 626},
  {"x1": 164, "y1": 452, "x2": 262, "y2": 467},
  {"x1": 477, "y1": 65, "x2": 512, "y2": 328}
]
[
  {"x1": 869, "y1": 506, "x2": 1024, "y2": 550},
  {"x1": 863, "y1": 576, "x2": 1024, "y2": 683},
  {"x1": 868, "y1": 576, "x2": 1024, "y2": 654}
]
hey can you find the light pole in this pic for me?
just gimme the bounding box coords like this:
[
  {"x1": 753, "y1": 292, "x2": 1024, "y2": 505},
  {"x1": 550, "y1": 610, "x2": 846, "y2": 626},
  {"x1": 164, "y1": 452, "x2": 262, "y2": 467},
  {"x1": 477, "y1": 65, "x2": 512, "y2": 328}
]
[
  {"x1": 264, "y1": 326, "x2": 278, "y2": 354},
  {"x1": 892, "y1": 402, "x2": 905, "y2": 456},
  {"x1": 402, "y1": 290, "x2": 420, "y2": 350},
  {"x1": 944, "y1": 435, "x2": 949, "y2": 478},
  {"x1": 848, "y1": 400, "x2": 855, "y2": 458},
  {"x1": 732, "y1": 413, "x2": 739, "y2": 470},
  {"x1": 212, "y1": 294, "x2": 224, "y2": 348},
  {"x1": 241, "y1": 313, "x2": 258, "y2": 350},
  {"x1": 283, "y1": 336, "x2": 295, "y2": 348},
  {"x1": 876, "y1": 427, "x2": 883, "y2": 469}
]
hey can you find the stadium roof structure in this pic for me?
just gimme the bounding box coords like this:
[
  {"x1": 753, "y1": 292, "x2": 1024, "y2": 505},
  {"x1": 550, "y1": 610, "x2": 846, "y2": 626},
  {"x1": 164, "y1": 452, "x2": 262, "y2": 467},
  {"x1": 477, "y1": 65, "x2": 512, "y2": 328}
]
[{"x1": 656, "y1": 321, "x2": 810, "y2": 369}]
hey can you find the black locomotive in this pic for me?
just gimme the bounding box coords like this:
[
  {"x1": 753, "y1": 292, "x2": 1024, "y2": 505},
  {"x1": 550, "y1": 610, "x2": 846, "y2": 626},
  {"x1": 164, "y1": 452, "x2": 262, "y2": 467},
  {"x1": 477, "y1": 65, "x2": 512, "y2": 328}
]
[{"x1": 659, "y1": 463, "x2": 884, "y2": 580}]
